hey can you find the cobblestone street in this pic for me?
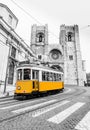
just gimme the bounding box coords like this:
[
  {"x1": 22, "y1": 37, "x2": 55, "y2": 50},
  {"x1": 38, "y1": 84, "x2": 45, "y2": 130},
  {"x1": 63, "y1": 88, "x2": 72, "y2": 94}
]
[{"x1": 0, "y1": 86, "x2": 90, "y2": 130}]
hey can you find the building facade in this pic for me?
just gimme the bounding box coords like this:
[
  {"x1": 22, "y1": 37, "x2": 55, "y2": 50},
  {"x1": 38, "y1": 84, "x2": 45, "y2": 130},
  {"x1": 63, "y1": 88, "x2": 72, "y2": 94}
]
[
  {"x1": 0, "y1": 3, "x2": 36, "y2": 93},
  {"x1": 31, "y1": 24, "x2": 86, "y2": 86}
]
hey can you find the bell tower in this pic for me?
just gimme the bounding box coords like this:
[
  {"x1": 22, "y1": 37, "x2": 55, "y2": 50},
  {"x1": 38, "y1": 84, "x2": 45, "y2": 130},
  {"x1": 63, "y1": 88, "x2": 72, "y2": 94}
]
[
  {"x1": 60, "y1": 24, "x2": 86, "y2": 86},
  {"x1": 31, "y1": 24, "x2": 48, "y2": 61}
]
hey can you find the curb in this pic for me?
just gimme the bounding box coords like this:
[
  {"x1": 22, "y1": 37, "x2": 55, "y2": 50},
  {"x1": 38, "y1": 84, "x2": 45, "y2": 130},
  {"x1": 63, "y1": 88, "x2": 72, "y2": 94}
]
[
  {"x1": 0, "y1": 91, "x2": 14, "y2": 99},
  {"x1": 0, "y1": 95, "x2": 13, "y2": 99}
]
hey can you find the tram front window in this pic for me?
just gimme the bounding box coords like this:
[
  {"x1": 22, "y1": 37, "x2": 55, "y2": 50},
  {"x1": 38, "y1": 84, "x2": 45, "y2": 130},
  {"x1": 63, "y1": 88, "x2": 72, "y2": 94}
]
[
  {"x1": 24, "y1": 69, "x2": 31, "y2": 80},
  {"x1": 17, "y1": 69, "x2": 22, "y2": 80}
]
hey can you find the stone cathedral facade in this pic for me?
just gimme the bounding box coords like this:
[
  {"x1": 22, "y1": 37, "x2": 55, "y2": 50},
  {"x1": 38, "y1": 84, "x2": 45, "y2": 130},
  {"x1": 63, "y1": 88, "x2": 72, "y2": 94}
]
[{"x1": 31, "y1": 24, "x2": 86, "y2": 86}]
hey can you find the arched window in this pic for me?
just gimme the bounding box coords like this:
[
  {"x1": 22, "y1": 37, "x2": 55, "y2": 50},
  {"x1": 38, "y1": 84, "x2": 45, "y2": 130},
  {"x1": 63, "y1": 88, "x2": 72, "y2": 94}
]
[
  {"x1": 36, "y1": 32, "x2": 44, "y2": 42},
  {"x1": 39, "y1": 34, "x2": 43, "y2": 42},
  {"x1": 68, "y1": 32, "x2": 72, "y2": 41},
  {"x1": 38, "y1": 55, "x2": 42, "y2": 60}
]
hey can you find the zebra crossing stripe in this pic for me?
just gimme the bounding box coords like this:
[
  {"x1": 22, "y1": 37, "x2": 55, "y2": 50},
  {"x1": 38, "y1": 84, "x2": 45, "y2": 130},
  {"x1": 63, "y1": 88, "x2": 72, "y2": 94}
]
[
  {"x1": 47, "y1": 102, "x2": 85, "y2": 124},
  {"x1": 32, "y1": 100, "x2": 70, "y2": 117},
  {"x1": 75, "y1": 111, "x2": 90, "y2": 130},
  {"x1": 12, "y1": 99, "x2": 57, "y2": 113}
]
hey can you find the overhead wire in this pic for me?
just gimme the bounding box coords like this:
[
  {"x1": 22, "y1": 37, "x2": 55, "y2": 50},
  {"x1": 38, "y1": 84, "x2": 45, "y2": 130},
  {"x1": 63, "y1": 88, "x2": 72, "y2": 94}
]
[
  {"x1": 10, "y1": 0, "x2": 90, "y2": 41},
  {"x1": 80, "y1": 25, "x2": 90, "y2": 30},
  {"x1": 10, "y1": 0, "x2": 59, "y2": 40}
]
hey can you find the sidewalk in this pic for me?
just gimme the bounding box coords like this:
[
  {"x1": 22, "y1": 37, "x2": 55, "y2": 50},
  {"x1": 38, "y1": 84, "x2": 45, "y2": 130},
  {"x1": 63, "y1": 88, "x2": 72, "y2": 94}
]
[
  {"x1": 0, "y1": 84, "x2": 15, "y2": 98},
  {"x1": 0, "y1": 90, "x2": 14, "y2": 98}
]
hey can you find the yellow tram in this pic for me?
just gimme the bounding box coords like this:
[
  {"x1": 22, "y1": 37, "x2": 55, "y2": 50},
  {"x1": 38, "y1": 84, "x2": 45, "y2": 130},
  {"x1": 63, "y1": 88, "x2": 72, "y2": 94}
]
[{"x1": 14, "y1": 64, "x2": 64, "y2": 98}]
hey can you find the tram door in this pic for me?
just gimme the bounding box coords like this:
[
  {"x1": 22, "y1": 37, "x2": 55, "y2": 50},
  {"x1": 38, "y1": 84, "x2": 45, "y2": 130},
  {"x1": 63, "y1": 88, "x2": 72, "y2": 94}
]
[{"x1": 32, "y1": 70, "x2": 39, "y2": 91}]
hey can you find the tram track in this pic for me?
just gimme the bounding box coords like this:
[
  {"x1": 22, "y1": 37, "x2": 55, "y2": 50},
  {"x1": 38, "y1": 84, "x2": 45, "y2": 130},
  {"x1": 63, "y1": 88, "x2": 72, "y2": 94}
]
[
  {"x1": 0, "y1": 88, "x2": 69, "y2": 106},
  {"x1": 0, "y1": 87, "x2": 77, "y2": 106},
  {"x1": 0, "y1": 87, "x2": 86, "y2": 123}
]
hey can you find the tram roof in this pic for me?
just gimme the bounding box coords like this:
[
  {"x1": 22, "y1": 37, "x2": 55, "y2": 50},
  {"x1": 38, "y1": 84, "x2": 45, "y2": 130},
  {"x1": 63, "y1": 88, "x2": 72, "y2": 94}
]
[{"x1": 16, "y1": 64, "x2": 63, "y2": 74}]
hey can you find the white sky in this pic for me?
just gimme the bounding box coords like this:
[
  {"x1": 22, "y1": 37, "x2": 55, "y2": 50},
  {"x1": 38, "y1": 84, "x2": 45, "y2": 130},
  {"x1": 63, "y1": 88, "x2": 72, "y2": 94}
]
[{"x1": 1, "y1": 0, "x2": 90, "y2": 73}]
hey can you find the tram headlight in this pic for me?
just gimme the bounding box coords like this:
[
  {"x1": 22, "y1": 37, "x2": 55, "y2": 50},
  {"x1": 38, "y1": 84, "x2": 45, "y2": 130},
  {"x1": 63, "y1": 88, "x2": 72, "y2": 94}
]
[{"x1": 17, "y1": 86, "x2": 21, "y2": 90}]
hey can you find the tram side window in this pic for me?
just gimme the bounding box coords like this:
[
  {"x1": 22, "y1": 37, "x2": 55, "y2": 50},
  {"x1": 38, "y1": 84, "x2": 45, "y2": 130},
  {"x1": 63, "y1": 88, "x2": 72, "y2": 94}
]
[
  {"x1": 17, "y1": 69, "x2": 22, "y2": 80},
  {"x1": 57, "y1": 74, "x2": 59, "y2": 81},
  {"x1": 24, "y1": 69, "x2": 31, "y2": 80},
  {"x1": 46, "y1": 72, "x2": 49, "y2": 81},
  {"x1": 42, "y1": 71, "x2": 47, "y2": 81},
  {"x1": 52, "y1": 73, "x2": 58, "y2": 81},
  {"x1": 42, "y1": 71, "x2": 45, "y2": 81},
  {"x1": 56, "y1": 74, "x2": 58, "y2": 81},
  {"x1": 32, "y1": 70, "x2": 39, "y2": 79},
  {"x1": 52, "y1": 73, "x2": 54, "y2": 81},
  {"x1": 57, "y1": 74, "x2": 60, "y2": 81},
  {"x1": 36, "y1": 71, "x2": 39, "y2": 79},
  {"x1": 54, "y1": 73, "x2": 56, "y2": 81},
  {"x1": 59, "y1": 74, "x2": 61, "y2": 81},
  {"x1": 42, "y1": 71, "x2": 49, "y2": 81},
  {"x1": 49, "y1": 73, "x2": 53, "y2": 81}
]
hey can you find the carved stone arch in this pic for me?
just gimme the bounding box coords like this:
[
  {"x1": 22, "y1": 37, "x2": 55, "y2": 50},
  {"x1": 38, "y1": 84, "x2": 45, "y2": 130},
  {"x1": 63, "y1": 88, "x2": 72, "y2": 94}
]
[{"x1": 50, "y1": 65, "x2": 63, "y2": 72}]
